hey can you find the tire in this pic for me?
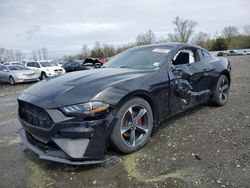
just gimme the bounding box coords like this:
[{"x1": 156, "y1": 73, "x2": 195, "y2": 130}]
[
  {"x1": 41, "y1": 72, "x2": 47, "y2": 80},
  {"x1": 110, "y1": 97, "x2": 153, "y2": 154},
  {"x1": 211, "y1": 75, "x2": 229, "y2": 106},
  {"x1": 9, "y1": 76, "x2": 15, "y2": 85}
]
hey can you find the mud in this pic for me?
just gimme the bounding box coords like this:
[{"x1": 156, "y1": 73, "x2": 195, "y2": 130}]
[{"x1": 0, "y1": 56, "x2": 249, "y2": 188}]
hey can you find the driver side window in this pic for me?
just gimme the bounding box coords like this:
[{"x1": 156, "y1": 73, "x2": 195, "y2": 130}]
[
  {"x1": 172, "y1": 49, "x2": 199, "y2": 66},
  {"x1": 34, "y1": 62, "x2": 40, "y2": 68}
]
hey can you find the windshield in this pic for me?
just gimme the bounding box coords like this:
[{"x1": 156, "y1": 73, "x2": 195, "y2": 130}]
[
  {"x1": 7, "y1": 65, "x2": 30, "y2": 71},
  {"x1": 50, "y1": 61, "x2": 58, "y2": 66},
  {"x1": 104, "y1": 46, "x2": 172, "y2": 69},
  {"x1": 12, "y1": 63, "x2": 22, "y2": 65},
  {"x1": 39, "y1": 62, "x2": 53, "y2": 67}
]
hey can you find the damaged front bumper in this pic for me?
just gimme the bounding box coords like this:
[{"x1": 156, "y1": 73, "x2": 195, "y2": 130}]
[
  {"x1": 18, "y1": 95, "x2": 118, "y2": 165},
  {"x1": 20, "y1": 129, "x2": 105, "y2": 165}
]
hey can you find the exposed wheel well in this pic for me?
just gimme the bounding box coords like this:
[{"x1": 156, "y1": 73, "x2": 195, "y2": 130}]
[
  {"x1": 222, "y1": 71, "x2": 231, "y2": 85},
  {"x1": 41, "y1": 71, "x2": 46, "y2": 76}
]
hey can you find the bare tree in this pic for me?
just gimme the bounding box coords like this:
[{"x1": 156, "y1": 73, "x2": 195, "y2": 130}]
[
  {"x1": 136, "y1": 29, "x2": 156, "y2": 46},
  {"x1": 82, "y1": 44, "x2": 90, "y2": 58},
  {"x1": 102, "y1": 43, "x2": 115, "y2": 58},
  {"x1": 168, "y1": 16, "x2": 197, "y2": 42},
  {"x1": 9, "y1": 50, "x2": 14, "y2": 61},
  {"x1": 41, "y1": 48, "x2": 48, "y2": 60},
  {"x1": 222, "y1": 26, "x2": 239, "y2": 38},
  {"x1": 0, "y1": 48, "x2": 4, "y2": 62},
  {"x1": 32, "y1": 50, "x2": 38, "y2": 61},
  {"x1": 0, "y1": 48, "x2": 11, "y2": 62},
  {"x1": 14, "y1": 50, "x2": 24, "y2": 61},
  {"x1": 192, "y1": 32, "x2": 210, "y2": 49},
  {"x1": 38, "y1": 49, "x2": 42, "y2": 60},
  {"x1": 243, "y1": 25, "x2": 250, "y2": 36},
  {"x1": 91, "y1": 41, "x2": 104, "y2": 58}
]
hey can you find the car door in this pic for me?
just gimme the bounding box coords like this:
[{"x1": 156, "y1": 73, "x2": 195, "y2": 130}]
[
  {"x1": 29, "y1": 62, "x2": 41, "y2": 74},
  {"x1": 65, "y1": 62, "x2": 73, "y2": 72},
  {"x1": 169, "y1": 47, "x2": 213, "y2": 115},
  {"x1": 72, "y1": 62, "x2": 80, "y2": 71}
]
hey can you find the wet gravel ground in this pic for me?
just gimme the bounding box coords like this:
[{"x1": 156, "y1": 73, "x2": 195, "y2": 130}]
[{"x1": 0, "y1": 56, "x2": 249, "y2": 188}]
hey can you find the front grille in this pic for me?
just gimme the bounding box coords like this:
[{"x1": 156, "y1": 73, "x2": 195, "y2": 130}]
[
  {"x1": 24, "y1": 73, "x2": 35, "y2": 76},
  {"x1": 18, "y1": 100, "x2": 54, "y2": 129},
  {"x1": 54, "y1": 69, "x2": 63, "y2": 72}
]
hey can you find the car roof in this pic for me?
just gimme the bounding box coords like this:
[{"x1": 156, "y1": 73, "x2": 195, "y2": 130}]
[{"x1": 129, "y1": 42, "x2": 206, "y2": 52}]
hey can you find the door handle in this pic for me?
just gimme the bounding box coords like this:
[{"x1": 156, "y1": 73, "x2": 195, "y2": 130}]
[{"x1": 203, "y1": 68, "x2": 209, "y2": 71}]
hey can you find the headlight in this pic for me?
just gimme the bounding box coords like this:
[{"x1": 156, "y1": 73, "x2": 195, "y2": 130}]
[{"x1": 60, "y1": 101, "x2": 109, "y2": 117}]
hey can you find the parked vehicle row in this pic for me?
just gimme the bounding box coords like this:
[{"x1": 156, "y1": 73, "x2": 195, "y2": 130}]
[
  {"x1": 0, "y1": 58, "x2": 108, "y2": 85},
  {"x1": 217, "y1": 50, "x2": 250, "y2": 56},
  {"x1": 62, "y1": 58, "x2": 105, "y2": 72}
]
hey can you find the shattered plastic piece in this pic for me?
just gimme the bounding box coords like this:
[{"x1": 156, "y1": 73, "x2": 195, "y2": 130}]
[
  {"x1": 194, "y1": 155, "x2": 202, "y2": 160},
  {"x1": 102, "y1": 156, "x2": 121, "y2": 168}
]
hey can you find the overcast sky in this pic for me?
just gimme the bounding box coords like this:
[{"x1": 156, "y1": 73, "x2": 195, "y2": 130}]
[{"x1": 0, "y1": 0, "x2": 249, "y2": 57}]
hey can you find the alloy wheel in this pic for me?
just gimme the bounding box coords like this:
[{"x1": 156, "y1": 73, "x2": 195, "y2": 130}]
[
  {"x1": 9, "y1": 77, "x2": 15, "y2": 85},
  {"x1": 120, "y1": 105, "x2": 149, "y2": 147},
  {"x1": 218, "y1": 78, "x2": 229, "y2": 104}
]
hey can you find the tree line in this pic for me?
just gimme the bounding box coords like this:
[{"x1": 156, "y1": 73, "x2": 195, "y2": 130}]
[
  {"x1": 0, "y1": 48, "x2": 25, "y2": 62},
  {"x1": 0, "y1": 47, "x2": 49, "y2": 63},
  {"x1": 66, "y1": 17, "x2": 250, "y2": 60},
  {"x1": 1, "y1": 16, "x2": 250, "y2": 62}
]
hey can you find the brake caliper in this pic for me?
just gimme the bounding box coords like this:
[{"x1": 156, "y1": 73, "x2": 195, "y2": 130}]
[{"x1": 138, "y1": 118, "x2": 142, "y2": 126}]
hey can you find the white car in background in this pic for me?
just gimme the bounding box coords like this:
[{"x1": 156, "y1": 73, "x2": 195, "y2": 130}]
[
  {"x1": 3, "y1": 62, "x2": 24, "y2": 66},
  {"x1": 242, "y1": 51, "x2": 250, "y2": 56},
  {"x1": 25, "y1": 61, "x2": 66, "y2": 80}
]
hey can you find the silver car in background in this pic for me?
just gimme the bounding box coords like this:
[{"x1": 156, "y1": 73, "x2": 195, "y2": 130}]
[{"x1": 0, "y1": 65, "x2": 40, "y2": 85}]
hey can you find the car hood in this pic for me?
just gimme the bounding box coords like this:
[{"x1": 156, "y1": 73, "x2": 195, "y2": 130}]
[{"x1": 20, "y1": 68, "x2": 153, "y2": 108}]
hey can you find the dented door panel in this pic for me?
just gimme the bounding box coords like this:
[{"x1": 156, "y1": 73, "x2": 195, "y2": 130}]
[{"x1": 169, "y1": 61, "x2": 212, "y2": 116}]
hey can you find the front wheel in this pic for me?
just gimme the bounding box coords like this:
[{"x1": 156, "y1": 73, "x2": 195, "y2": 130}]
[
  {"x1": 212, "y1": 75, "x2": 229, "y2": 106},
  {"x1": 41, "y1": 72, "x2": 47, "y2": 80},
  {"x1": 9, "y1": 76, "x2": 15, "y2": 85},
  {"x1": 110, "y1": 97, "x2": 153, "y2": 154}
]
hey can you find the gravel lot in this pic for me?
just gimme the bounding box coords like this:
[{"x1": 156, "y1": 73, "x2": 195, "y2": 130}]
[{"x1": 0, "y1": 56, "x2": 249, "y2": 188}]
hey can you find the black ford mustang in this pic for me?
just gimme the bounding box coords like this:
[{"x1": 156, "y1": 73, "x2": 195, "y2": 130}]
[{"x1": 18, "y1": 43, "x2": 231, "y2": 165}]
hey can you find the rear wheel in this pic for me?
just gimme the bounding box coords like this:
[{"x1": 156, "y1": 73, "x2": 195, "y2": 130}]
[
  {"x1": 110, "y1": 97, "x2": 153, "y2": 153},
  {"x1": 9, "y1": 76, "x2": 15, "y2": 85},
  {"x1": 212, "y1": 75, "x2": 229, "y2": 106}
]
